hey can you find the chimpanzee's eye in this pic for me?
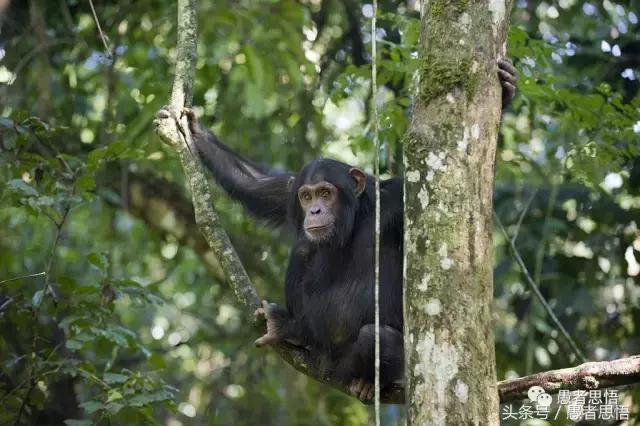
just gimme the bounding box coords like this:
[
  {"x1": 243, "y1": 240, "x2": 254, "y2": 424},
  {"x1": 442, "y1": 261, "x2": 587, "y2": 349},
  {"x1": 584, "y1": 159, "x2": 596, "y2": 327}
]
[
  {"x1": 300, "y1": 192, "x2": 311, "y2": 201},
  {"x1": 321, "y1": 190, "x2": 330, "y2": 199}
]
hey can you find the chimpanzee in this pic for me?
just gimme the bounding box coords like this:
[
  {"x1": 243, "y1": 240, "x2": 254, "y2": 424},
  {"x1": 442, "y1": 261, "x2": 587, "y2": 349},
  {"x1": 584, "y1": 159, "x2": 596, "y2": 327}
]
[{"x1": 156, "y1": 59, "x2": 517, "y2": 401}]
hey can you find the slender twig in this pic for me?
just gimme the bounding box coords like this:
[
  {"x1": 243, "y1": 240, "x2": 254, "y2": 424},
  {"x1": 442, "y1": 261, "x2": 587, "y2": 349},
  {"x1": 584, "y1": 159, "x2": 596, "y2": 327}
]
[
  {"x1": 511, "y1": 187, "x2": 538, "y2": 374},
  {"x1": 0, "y1": 272, "x2": 45, "y2": 286},
  {"x1": 371, "y1": 0, "x2": 381, "y2": 423},
  {"x1": 99, "y1": 30, "x2": 121, "y2": 146},
  {"x1": 28, "y1": 130, "x2": 75, "y2": 175},
  {"x1": 76, "y1": 367, "x2": 111, "y2": 389},
  {"x1": 88, "y1": 0, "x2": 112, "y2": 58},
  {"x1": 13, "y1": 380, "x2": 35, "y2": 426},
  {"x1": 0, "y1": 297, "x2": 14, "y2": 311},
  {"x1": 527, "y1": 183, "x2": 558, "y2": 372},
  {"x1": 36, "y1": 203, "x2": 72, "y2": 307},
  {"x1": 0, "y1": 377, "x2": 28, "y2": 405},
  {"x1": 13, "y1": 176, "x2": 77, "y2": 425},
  {"x1": 510, "y1": 189, "x2": 537, "y2": 244},
  {"x1": 533, "y1": 183, "x2": 559, "y2": 292},
  {"x1": 494, "y1": 212, "x2": 587, "y2": 363}
]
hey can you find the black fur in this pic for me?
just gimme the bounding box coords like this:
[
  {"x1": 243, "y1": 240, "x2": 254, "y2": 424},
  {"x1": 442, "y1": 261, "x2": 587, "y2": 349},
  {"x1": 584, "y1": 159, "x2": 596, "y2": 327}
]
[{"x1": 191, "y1": 121, "x2": 404, "y2": 392}]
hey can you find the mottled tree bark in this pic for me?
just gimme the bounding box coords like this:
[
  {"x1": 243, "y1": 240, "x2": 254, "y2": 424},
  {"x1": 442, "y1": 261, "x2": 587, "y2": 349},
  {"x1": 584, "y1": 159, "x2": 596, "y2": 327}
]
[{"x1": 403, "y1": 0, "x2": 513, "y2": 424}]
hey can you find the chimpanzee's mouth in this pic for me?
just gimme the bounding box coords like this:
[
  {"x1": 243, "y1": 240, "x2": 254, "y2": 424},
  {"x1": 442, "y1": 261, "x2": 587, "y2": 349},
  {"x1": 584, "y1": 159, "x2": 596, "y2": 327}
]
[{"x1": 305, "y1": 223, "x2": 334, "y2": 232}]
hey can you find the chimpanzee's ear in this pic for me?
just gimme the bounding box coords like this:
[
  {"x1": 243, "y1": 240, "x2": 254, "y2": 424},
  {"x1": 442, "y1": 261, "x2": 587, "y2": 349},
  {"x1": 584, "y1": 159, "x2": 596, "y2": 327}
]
[
  {"x1": 348, "y1": 168, "x2": 366, "y2": 196},
  {"x1": 287, "y1": 176, "x2": 295, "y2": 191}
]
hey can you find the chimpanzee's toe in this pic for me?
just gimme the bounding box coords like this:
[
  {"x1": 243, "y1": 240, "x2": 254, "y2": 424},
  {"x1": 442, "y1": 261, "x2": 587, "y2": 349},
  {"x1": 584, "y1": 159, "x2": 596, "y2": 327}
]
[{"x1": 349, "y1": 378, "x2": 364, "y2": 397}]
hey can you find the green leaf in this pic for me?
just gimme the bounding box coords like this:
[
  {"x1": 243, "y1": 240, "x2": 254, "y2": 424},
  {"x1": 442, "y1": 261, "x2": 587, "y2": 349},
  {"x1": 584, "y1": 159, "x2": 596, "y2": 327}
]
[
  {"x1": 103, "y1": 372, "x2": 128, "y2": 384},
  {"x1": 65, "y1": 339, "x2": 83, "y2": 350},
  {"x1": 76, "y1": 174, "x2": 96, "y2": 192},
  {"x1": 107, "y1": 389, "x2": 123, "y2": 402},
  {"x1": 2, "y1": 128, "x2": 17, "y2": 149},
  {"x1": 23, "y1": 116, "x2": 50, "y2": 132},
  {"x1": 105, "y1": 401, "x2": 124, "y2": 414},
  {"x1": 0, "y1": 117, "x2": 13, "y2": 128},
  {"x1": 74, "y1": 332, "x2": 94, "y2": 343},
  {"x1": 94, "y1": 327, "x2": 128, "y2": 347},
  {"x1": 6, "y1": 179, "x2": 38, "y2": 197},
  {"x1": 105, "y1": 139, "x2": 128, "y2": 157},
  {"x1": 87, "y1": 252, "x2": 108, "y2": 272},
  {"x1": 31, "y1": 290, "x2": 44, "y2": 308},
  {"x1": 87, "y1": 147, "x2": 107, "y2": 169},
  {"x1": 127, "y1": 389, "x2": 173, "y2": 407},
  {"x1": 79, "y1": 400, "x2": 103, "y2": 414},
  {"x1": 58, "y1": 314, "x2": 86, "y2": 329}
]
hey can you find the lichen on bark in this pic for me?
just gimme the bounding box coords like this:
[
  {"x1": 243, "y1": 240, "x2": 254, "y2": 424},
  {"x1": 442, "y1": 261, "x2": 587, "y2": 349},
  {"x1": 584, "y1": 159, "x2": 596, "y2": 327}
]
[{"x1": 419, "y1": 53, "x2": 479, "y2": 105}]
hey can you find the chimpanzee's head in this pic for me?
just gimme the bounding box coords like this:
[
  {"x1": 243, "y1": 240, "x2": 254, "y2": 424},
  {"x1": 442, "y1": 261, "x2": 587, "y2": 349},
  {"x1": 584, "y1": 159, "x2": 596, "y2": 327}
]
[{"x1": 288, "y1": 159, "x2": 368, "y2": 246}]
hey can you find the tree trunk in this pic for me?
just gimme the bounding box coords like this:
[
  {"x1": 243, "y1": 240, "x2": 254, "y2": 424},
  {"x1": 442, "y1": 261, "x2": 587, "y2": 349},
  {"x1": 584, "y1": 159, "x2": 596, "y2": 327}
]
[{"x1": 403, "y1": 1, "x2": 512, "y2": 424}]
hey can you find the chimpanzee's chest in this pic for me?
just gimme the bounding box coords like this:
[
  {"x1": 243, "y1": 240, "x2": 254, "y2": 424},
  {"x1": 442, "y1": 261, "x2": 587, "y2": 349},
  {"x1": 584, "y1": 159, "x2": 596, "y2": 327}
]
[{"x1": 298, "y1": 247, "x2": 374, "y2": 350}]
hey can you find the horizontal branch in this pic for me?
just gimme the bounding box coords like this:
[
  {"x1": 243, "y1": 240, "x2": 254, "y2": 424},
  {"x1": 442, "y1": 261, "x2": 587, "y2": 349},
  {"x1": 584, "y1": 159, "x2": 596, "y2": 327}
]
[
  {"x1": 498, "y1": 355, "x2": 640, "y2": 403},
  {"x1": 387, "y1": 355, "x2": 640, "y2": 404}
]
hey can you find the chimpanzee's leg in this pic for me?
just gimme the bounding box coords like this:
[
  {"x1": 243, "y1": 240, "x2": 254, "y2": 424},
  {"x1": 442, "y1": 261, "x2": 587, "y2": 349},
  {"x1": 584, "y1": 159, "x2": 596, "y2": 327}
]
[{"x1": 334, "y1": 324, "x2": 403, "y2": 401}]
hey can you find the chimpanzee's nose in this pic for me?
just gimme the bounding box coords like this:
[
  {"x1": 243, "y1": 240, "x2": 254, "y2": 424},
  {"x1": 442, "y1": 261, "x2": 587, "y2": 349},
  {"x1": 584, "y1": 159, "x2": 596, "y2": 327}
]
[{"x1": 310, "y1": 206, "x2": 321, "y2": 215}]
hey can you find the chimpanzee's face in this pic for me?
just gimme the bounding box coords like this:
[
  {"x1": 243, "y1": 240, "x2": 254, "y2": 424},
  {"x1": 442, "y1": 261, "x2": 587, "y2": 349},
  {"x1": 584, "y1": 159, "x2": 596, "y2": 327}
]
[
  {"x1": 292, "y1": 161, "x2": 367, "y2": 246},
  {"x1": 298, "y1": 181, "x2": 339, "y2": 242}
]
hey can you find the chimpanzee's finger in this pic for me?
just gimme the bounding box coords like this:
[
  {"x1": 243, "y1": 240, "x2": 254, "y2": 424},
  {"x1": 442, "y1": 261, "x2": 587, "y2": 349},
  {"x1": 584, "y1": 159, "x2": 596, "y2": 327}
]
[
  {"x1": 367, "y1": 386, "x2": 374, "y2": 401},
  {"x1": 498, "y1": 69, "x2": 517, "y2": 86},
  {"x1": 498, "y1": 58, "x2": 518, "y2": 78},
  {"x1": 502, "y1": 82, "x2": 516, "y2": 100},
  {"x1": 254, "y1": 333, "x2": 276, "y2": 347},
  {"x1": 350, "y1": 379, "x2": 364, "y2": 397},
  {"x1": 156, "y1": 109, "x2": 171, "y2": 119}
]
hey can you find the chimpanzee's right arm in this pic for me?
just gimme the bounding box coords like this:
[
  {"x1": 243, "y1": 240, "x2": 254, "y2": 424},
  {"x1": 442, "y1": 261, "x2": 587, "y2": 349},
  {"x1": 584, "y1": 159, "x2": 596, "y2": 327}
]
[{"x1": 168, "y1": 108, "x2": 295, "y2": 227}]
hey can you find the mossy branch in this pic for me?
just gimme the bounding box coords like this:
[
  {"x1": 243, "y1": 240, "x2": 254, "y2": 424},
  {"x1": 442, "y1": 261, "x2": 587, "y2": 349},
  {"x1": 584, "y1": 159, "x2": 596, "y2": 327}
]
[
  {"x1": 154, "y1": 0, "x2": 260, "y2": 314},
  {"x1": 498, "y1": 355, "x2": 640, "y2": 403}
]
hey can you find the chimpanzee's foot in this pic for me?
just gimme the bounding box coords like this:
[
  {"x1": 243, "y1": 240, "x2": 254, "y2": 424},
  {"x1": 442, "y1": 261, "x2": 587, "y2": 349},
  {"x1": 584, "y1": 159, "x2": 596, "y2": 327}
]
[
  {"x1": 350, "y1": 378, "x2": 374, "y2": 401},
  {"x1": 253, "y1": 300, "x2": 284, "y2": 347}
]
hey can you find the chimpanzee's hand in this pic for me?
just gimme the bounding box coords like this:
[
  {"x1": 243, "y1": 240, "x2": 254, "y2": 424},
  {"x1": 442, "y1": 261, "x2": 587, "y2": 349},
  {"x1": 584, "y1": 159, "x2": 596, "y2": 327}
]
[
  {"x1": 153, "y1": 106, "x2": 205, "y2": 147},
  {"x1": 180, "y1": 107, "x2": 206, "y2": 139},
  {"x1": 498, "y1": 58, "x2": 518, "y2": 109},
  {"x1": 254, "y1": 300, "x2": 289, "y2": 347},
  {"x1": 153, "y1": 106, "x2": 183, "y2": 148}
]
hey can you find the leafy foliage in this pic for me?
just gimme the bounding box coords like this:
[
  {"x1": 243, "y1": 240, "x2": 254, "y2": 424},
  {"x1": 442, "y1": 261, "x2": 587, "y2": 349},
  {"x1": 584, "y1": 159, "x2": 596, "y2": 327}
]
[{"x1": 0, "y1": 0, "x2": 639, "y2": 424}]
